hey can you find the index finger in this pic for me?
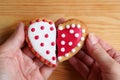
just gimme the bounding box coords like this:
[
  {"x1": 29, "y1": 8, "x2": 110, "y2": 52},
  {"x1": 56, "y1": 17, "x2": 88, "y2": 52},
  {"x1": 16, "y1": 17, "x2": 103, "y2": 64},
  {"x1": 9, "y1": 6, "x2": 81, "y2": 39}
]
[{"x1": 55, "y1": 18, "x2": 66, "y2": 27}]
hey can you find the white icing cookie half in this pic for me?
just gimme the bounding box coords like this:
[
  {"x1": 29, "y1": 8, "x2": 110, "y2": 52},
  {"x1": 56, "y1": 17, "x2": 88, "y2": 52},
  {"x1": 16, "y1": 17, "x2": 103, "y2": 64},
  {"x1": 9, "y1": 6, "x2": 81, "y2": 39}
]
[{"x1": 25, "y1": 19, "x2": 56, "y2": 67}]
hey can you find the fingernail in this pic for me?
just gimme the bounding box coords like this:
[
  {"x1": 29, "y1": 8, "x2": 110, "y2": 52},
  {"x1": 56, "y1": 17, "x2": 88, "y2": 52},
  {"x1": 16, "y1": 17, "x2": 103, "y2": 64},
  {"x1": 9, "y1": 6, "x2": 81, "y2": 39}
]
[{"x1": 88, "y1": 33, "x2": 98, "y2": 45}]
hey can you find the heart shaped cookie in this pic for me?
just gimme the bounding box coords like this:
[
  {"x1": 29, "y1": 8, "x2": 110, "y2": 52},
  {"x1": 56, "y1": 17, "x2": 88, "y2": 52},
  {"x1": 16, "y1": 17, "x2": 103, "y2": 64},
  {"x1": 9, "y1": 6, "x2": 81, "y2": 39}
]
[
  {"x1": 57, "y1": 19, "x2": 87, "y2": 62},
  {"x1": 25, "y1": 18, "x2": 87, "y2": 67}
]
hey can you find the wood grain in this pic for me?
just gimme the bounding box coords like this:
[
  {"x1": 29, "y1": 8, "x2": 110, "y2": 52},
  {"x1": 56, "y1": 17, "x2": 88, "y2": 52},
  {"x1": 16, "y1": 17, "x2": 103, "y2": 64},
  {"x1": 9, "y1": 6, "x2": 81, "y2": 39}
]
[{"x1": 0, "y1": 0, "x2": 120, "y2": 80}]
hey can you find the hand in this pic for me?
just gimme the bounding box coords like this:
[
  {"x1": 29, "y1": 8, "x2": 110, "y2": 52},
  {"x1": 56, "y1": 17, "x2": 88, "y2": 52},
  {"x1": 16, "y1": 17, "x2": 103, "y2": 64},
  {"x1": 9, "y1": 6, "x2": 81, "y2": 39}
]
[
  {"x1": 69, "y1": 33, "x2": 120, "y2": 80},
  {"x1": 0, "y1": 19, "x2": 65, "y2": 80}
]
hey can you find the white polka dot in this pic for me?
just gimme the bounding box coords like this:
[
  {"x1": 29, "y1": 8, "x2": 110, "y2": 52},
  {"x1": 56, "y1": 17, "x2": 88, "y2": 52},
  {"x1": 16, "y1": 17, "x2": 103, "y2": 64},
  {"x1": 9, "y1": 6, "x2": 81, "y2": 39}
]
[
  {"x1": 69, "y1": 29, "x2": 74, "y2": 34},
  {"x1": 77, "y1": 43, "x2": 81, "y2": 47},
  {"x1": 61, "y1": 47, "x2": 65, "y2": 52},
  {"x1": 65, "y1": 53, "x2": 69, "y2": 57},
  {"x1": 58, "y1": 26, "x2": 63, "y2": 30},
  {"x1": 58, "y1": 56, "x2": 62, "y2": 60},
  {"x1": 75, "y1": 33, "x2": 79, "y2": 38},
  {"x1": 82, "y1": 29, "x2": 85, "y2": 33},
  {"x1": 77, "y1": 24, "x2": 81, "y2": 28},
  {"x1": 72, "y1": 49, "x2": 76, "y2": 53},
  {"x1": 81, "y1": 37, "x2": 85, "y2": 41},
  {"x1": 71, "y1": 24, "x2": 75, "y2": 28},
  {"x1": 66, "y1": 25, "x2": 70, "y2": 29},
  {"x1": 68, "y1": 41, "x2": 73, "y2": 46},
  {"x1": 61, "y1": 41, "x2": 65, "y2": 45},
  {"x1": 61, "y1": 34, "x2": 66, "y2": 38}
]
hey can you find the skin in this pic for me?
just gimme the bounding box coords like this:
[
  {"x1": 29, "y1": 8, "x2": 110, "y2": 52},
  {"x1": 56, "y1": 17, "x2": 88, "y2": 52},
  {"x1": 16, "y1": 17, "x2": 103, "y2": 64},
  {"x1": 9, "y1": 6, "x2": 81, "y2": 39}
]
[
  {"x1": 0, "y1": 19, "x2": 65, "y2": 80},
  {"x1": 0, "y1": 18, "x2": 120, "y2": 80},
  {"x1": 69, "y1": 33, "x2": 120, "y2": 80}
]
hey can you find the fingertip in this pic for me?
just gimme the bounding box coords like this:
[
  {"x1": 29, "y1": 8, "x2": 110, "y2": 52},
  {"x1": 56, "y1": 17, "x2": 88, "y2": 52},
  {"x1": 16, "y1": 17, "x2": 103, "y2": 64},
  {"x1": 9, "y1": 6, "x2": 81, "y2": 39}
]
[
  {"x1": 15, "y1": 22, "x2": 25, "y2": 48},
  {"x1": 18, "y1": 22, "x2": 24, "y2": 30},
  {"x1": 16, "y1": 22, "x2": 24, "y2": 29},
  {"x1": 86, "y1": 33, "x2": 98, "y2": 52},
  {"x1": 55, "y1": 18, "x2": 66, "y2": 27},
  {"x1": 17, "y1": 22, "x2": 25, "y2": 38},
  {"x1": 88, "y1": 33, "x2": 98, "y2": 45}
]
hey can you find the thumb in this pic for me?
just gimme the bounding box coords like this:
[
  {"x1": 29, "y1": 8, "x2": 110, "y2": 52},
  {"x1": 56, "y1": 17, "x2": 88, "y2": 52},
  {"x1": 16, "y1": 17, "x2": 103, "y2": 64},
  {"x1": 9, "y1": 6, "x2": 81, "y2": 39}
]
[
  {"x1": 86, "y1": 33, "x2": 115, "y2": 69},
  {"x1": 1, "y1": 22, "x2": 25, "y2": 52}
]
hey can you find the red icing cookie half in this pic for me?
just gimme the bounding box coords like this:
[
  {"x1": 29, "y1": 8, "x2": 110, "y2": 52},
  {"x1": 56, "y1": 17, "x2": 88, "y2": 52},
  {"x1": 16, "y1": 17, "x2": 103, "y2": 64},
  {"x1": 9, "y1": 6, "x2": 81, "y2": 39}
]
[
  {"x1": 57, "y1": 19, "x2": 87, "y2": 62},
  {"x1": 25, "y1": 18, "x2": 56, "y2": 67}
]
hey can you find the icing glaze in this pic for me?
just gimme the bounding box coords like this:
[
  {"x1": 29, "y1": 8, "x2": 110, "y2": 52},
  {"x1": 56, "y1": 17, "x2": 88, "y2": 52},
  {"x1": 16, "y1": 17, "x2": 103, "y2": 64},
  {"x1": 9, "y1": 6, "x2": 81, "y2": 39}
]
[
  {"x1": 58, "y1": 26, "x2": 63, "y2": 30},
  {"x1": 82, "y1": 29, "x2": 85, "y2": 33},
  {"x1": 28, "y1": 21, "x2": 56, "y2": 65},
  {"x1": 65, "y1": 53, "x2": 69, "y2": 57},
  {"x1": 40, "y1": 42, "x2": 44, "y2": 47},
  {"x1": 68, "y1": 41, "x2": 73, "y2": 46},
  {"x1": 51, "y1": 42, "x2": 55, "y2": 46},
  {"x1": 77, "y1": 43, "x2": 81, "y2": 47},
  {"x1": 66, "y1": 25, "x2": 70, "y2": 29},
  {"x1": 52, "y1": 56, "x2": 56, "y2": 60},
  {"x1": 72, "y1": 49, "x2": 76, "y2": 53},
  {"x1": 36, "y1": 19, "x2": 40, "y2": 22},
  {"x1": 61, "y1": 47, "x2": 65, "y2": 52},
  {"x1": 77, "y1": 24, "x2": 81, "y2": 28},
  {"x1": 40, "y1": 26, "x2": 45, "y2": 30},
  {"x1": 49, "y1": 21, "x2": 53, "y2": 25},
  {"x1": 69, "y1": 29, "x2": 74, "y2": 34},
  {"x1": 71, "y1": 24, "x2": 75, "y2": 28},
  {"x1": 74, "y1": 33, "x2": 79, "y2": 38},
  {"x1": 57, "y1": 24, "x2": 82, "y2": 57},
  {"x1": 58, "y1": 56, "x2": 62, "y2": 60},
  {"x1": 61, "y1": 40, "x2": 65, "y2": 45},
  {"x1": 31, "y1": 28, "x2": 35, "y2": 32},
  {"x1": 61, "y1": 33, "x2": 66, "y2": 38},
  {"x1": 50, "y1": 27, "x2": 54, "y2": 31},
  {"x1": 44, "y1": 34, "x2": 49, "y2": 38},
  {"x1": 34, "y1": 35, "x2": 39, "y2": 40},
  {"x1": 46, "y1": 50, "x2": 50, "y2": 54},
  {"x1": 81, "y1": 37, "x2": 85, "y2": 41}
]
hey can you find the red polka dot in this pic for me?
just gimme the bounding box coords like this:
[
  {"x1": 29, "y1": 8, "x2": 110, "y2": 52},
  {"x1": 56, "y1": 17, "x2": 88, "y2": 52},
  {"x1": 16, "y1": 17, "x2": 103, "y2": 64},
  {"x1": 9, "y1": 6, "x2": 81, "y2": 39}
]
[
  {"x1": 46, "y1": 50, "x2": 50, "y2": 54},
  {"x1": 42, "y1": 19, "x2": 46, "y2": 22},
  {"x1": 52, "y1": 56, "x2": 56, "y2": 60},
  {"x1": 49, "y1": 21, "x2": 53, "y2": 25},
  {"x1": 36, "y1": 19, "x2": 40, "y2": 22},
  {"x1": 31, "y1": 28, "x2": 35, "y2": 32},
  {"x1": 40, "y1": 43, "x2": 44, "y2": 47},
  {"x1": 24, "y1": 26, "x2": 28, "y2": 30},
  {"x1": 45, "y1": 34, "x2": 49, "y2": 38},
  {"x1": 50, "y1": 27, "x2": 54, "y2": 31},
  {"x1": 40, "y1": 26, "x2": 44, "y2": 30},
  {"x1": 30, "y1": 21, "x2": 34, "y2": 24},
  {"x1": 51, "y1": 42, "x2": 55, "y2": 46},
  {"x1": 34, "y1": 35, "x2": 39, "y2": 40}
]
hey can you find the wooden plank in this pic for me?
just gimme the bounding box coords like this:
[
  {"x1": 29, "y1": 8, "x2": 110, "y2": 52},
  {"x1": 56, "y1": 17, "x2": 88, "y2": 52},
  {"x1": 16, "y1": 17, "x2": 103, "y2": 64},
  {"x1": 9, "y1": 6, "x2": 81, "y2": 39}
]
[{"x1": 0, "y1": 0, "x2": 120, "y2": 80}]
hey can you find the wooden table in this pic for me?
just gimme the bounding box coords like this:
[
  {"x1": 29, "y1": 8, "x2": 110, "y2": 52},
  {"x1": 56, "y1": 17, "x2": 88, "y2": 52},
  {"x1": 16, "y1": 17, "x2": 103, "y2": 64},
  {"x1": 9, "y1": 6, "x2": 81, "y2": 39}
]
[{"x1": 0, "y1": 0, "x2": 120, "y2": 80}]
